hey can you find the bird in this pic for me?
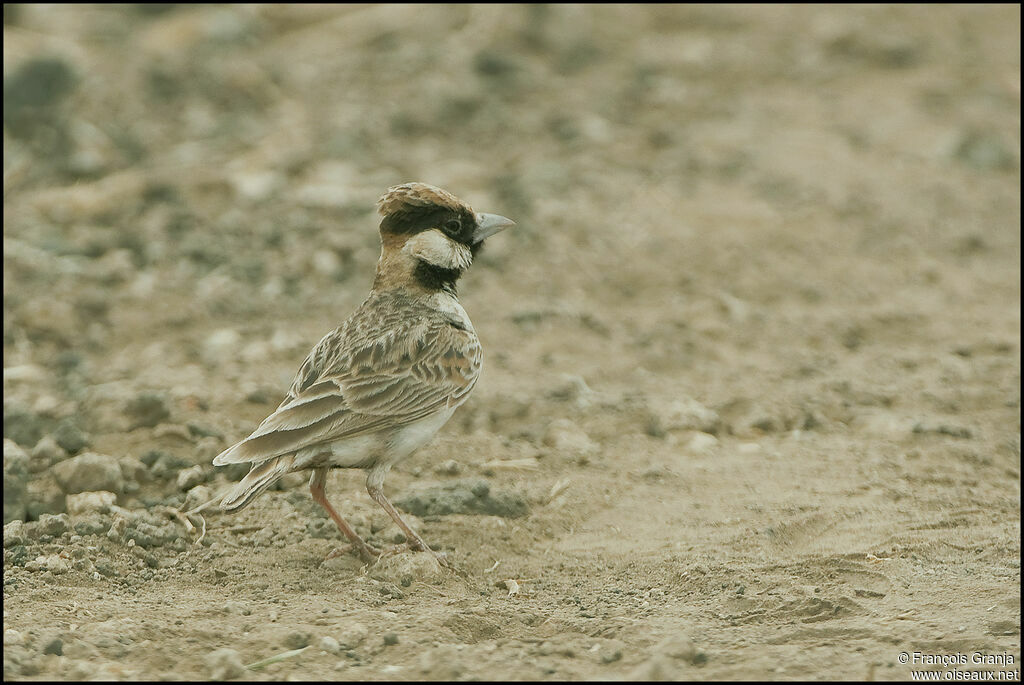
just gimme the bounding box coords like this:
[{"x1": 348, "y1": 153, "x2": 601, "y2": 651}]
[{"x1": 211, "y1": 182, "x2": 515, "y2": 566}]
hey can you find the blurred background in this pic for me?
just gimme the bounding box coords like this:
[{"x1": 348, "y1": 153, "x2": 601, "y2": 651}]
[{"x1": 3, "y1": 4, "x2": 1020, "y2": 681}]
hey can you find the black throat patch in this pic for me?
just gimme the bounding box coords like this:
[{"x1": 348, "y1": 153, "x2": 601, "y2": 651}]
[{"x1": 414, "y1": 260, "x2": 462, "y2": 294}]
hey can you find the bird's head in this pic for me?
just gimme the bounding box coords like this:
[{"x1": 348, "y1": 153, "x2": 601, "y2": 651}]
[{"x1": 374, "y1": 183, "x2": 515, "y2": 293}]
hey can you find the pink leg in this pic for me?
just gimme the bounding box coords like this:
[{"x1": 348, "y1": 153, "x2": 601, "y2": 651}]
[
  {"x1": 366, "y1": 468, "x2": 449, "y2": 567},
  {"x1": 309, "y1": 468, "x2": 379, "y2": 564}
]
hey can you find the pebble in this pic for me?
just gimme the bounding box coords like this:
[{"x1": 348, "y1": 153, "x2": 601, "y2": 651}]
[
  {"x1": 682, "y1": 431, "x2": 718, "y2": 454},
  {"x1": 435, "y1": 459, "x2": 462, "y2": 475},
  {"x1": 369, "y1": 552, "x2": 445, "y2": 586},
  {"x1": 383, "y1": 632, "x2": 399, "y2": 646},
  {"x1": 205, "y1": 648, "x2": 245, "y2": 680},
  {"x1": 650, "y1": 396, "x2": 720, "y2": 435},
  {"x1": 176, "y1": 465, "x2": 207, "y2": 491},
  {"x1": 52, "y1": 452, "x2": 124, "y2": 495},
  {"x1": 52, "y1": 419, "x2": 90, "y2": 454},
  {"x1": 27, "y1": 477, "x2": 67, "y2": 519},
  {"x1": 40, "y1": 635, "x2": 63, "y2": 656},
  {"x1": 284, "y1": 631, "x2": 311, "y2": 649},
  {"x1": 66, "y1": 491, "x2": 117, "y2": 516},
  {"x1": 4, "y1": 440, "x2": 31, "y2": 523},
  {"x1": 336, "y1": 623, "x2": 368, "y2": 650},
  {"x1": 319, "y1": 636, "x2": 341, "y2": 655},
  {"x1": 543, "y1": 418, "x2": 599, "y2": 462},
  {"x1": 36, "y1": 513, "x2": 70, "y2": 537},
  {"x1": 3, "y1": 629, "x2": 23, "y2": 647},
  {"x1": 419, "y1": 645, "x2": 464, "y2": 679},
  {"x1": 30, "y1": 436, "x2": 68, "y2": 472},
  {"x1": 4, "y1": 520, "x2": 27, "y2": 547},
  {"x1": 3, "y1": 406, "x2": 49, "y2": 448},
  {"x1": 223, "y1": 601, "x2": 251, "y2": 616},
  {"x1": 657, "y1": 636, "x2": 707, "y2": 665},
  {"x1": 184, "y1": 484, "x2": 214, "y2": 511},
  {"x1": 124, "y1": 392, "x2": 172, "y2": 429}
]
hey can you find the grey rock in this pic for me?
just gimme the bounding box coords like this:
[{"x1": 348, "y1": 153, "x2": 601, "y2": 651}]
[
  {"x1": 395, "y1": 479, "x2": 528, "y2": 518},
  {"x1": 3, "y1": 407, "x2": 49, "y2": 448},
  {"x1": 26, "y1": 476, "x2": 66, "y2": 519},
  {"x1": 4, "y1": 440, "x2": 30, "y2": 523},
  {"x1": 66, "y1": 491, "x2": 117, "y2": 516},
  {"x1": 383, "y1": 632, "x2": 399, "y2": 646},
  {"x1": 176, "y1": 465, "x2": 207, "y2": 491},
  {"x1": 284, "y1": 631, "x2": 311, "y2": 649},
  {"x1": 52, "y1": 452, "x2": 124, "y2": 495},
  {"x1": 336, "y1": 623, "x2": 368, "y2": 650},
  {"x1": 124, "y1": 392, "x2": 172, "y2": 429},
  {"x1": 36, "y1": 513, "x2": 69, "y2": 537},
  {"x1": 53, "y1": 418, "x2": 89, "y2": 454},
  {"x1": 205, "y1": 648, "x2": 245, "y2": 680},
  {"x1": 30, "y1": 435, "x2": 67, "y2": 472},
  {"x1": 4, "y1": 520, "x2": 26, "y2": 548},
  {"x1": 319, "y1": 636, "x2": 341, "y2": 655},
  {"x1": 40, "y1": 635, "x2": 63, "y2": 656}
]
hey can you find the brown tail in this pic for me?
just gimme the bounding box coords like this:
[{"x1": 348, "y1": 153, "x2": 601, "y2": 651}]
[{"x1": 220, "y1": 455, "x2": 296, "y2": 512}]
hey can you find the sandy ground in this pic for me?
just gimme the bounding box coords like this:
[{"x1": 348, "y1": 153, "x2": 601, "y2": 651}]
[{"x1": 3, "y1": 4, "x2": 1020, "y2": 681}]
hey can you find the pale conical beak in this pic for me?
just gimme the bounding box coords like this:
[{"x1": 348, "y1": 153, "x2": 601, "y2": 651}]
[{"x1": 472, "y1": 213, "x2": 516, "y2": 243}]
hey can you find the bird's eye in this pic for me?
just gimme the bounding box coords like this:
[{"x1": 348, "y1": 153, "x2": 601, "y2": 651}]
[{"x1": 443, "y1": 219, "x2": 461, "y2": 235}]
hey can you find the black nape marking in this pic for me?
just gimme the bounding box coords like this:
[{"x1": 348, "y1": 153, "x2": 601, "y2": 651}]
[{"x1": 414, "y1": 260, "x2": 462, "y2": 292}]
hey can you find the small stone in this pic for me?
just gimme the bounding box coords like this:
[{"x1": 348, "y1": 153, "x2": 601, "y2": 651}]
[
  {"x1": 4, "y1": 520, "x2": 26, "y2": 547},
  {"x1": 176, "y1": 465, "x2": 207, "y2": 491},
  {"x1": 284, "y1": 631, "x2": 311, "y2": 649},
  {"x1": 683, "y1": 431, "x2": 718, "y2": 454},
  {"x1": 4, "y1": 439, "x2": 30, "y2": 523},
  {"x1": 658, "y1": 636, "x2": 707, "y2": 665},
  {"x1": 543, "y1": 418, "x2": 599, "y2": 461},
  {"x1": 40, "y1": 635, "x2": 63, "y2": 656},
  {"x1": 435, "y1": 459, "x2": 462, "y2": 476},
  {"x1": 205, "y1": 648, "x2": 245, "y2": 680},
  {"x1": 124, "y1": 392, "x2": 172, "y2": 429},
  {"x1": 419, "y1": 645, "x2": 464, "y2": 679},
  {"x1": 3, "y1": 629, "x2": 23, "y2": 646},
  {"x1": 369, "y1": 552, "x2": 445, "y2": 586},
  {"x1": 36, "y1": 513, "x2": 69, "y2": 537},
  {"x1": 53, "y1": 419, "x2": 90, "y2": 454},
  {"x1": 319, "y1": 636, "x2": 341, "y2": 655},
  {"x1": 66, "y1": 491, "x2": 117, "y2": 516},
  {"x1": 223, "y1": 601, "x2": 251, "y2": 616},
  {"x1": 650, "y1": 396, "x2": 720, "y2": 435},
  {"x1": 30, "y1": 435, "x2": 67, "y2": 471},
  {"x1": 52, "y1": 452, "x2": 124, "y2": 495},
  {"x1": 183, "y1": 484, "x2": 214, "y2": 511},
  {"x1": 336, "y1": 623, "x2": 368, "y2": 650},
  {"x1": 26, "y1": 477, "x2": 66, "y2": 519},
  {"x1": 383, "y1": 632, "x2": 399, "y2": 646},
  {"x1": 3, "y1": 407, "x2": 48, "y2": 448}
]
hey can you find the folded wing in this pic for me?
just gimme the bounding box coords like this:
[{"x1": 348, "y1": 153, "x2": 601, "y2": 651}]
[{"x1": 212, "y1": 317, "x2": 481, "y2": 467}]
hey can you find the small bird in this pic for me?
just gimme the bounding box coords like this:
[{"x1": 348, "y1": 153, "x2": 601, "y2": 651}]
[{"x1": 212, "y1": 183, "x2": 514, "y2": 566}]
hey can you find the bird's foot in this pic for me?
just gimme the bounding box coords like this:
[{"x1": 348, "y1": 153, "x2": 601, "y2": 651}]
[
  {"x1": 325, "y1": 543, "x2": 382, "y2": 565},
  {"x1": 326, "y1": 542, "x2": 451, "y2": 569}
]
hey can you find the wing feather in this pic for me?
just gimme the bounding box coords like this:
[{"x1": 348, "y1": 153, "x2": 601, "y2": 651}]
[{"x1": 213, "y1": 297, "x2": 480, "y2": 467}]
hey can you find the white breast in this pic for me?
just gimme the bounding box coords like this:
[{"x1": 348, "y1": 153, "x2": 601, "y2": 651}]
[{"x1": 385, "y1": 406, "x2": 456, "y2": 467}]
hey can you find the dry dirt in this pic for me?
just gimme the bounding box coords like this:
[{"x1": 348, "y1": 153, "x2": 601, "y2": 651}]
[{"x1": 2, "y1": 4, "x2": 1020, "y2": 681}]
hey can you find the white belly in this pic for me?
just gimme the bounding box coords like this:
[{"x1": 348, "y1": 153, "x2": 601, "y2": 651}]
[{"x1": 294, "y1": 407, "x2": 456, "y2": 470}]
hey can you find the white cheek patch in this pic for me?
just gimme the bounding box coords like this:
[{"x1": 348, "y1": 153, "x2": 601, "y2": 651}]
[{"x1": 403, "y1": 229, "x2": 472, "y2": 270}]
